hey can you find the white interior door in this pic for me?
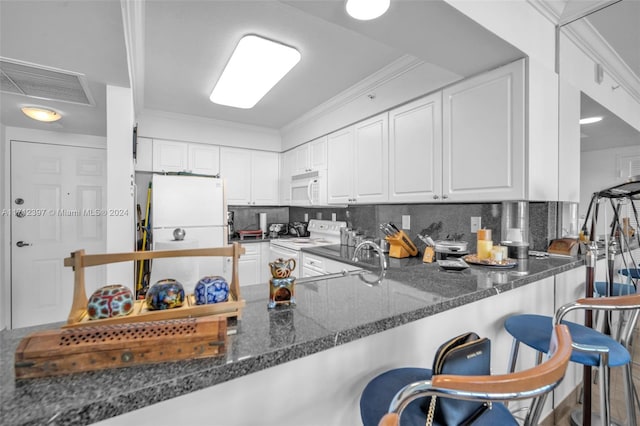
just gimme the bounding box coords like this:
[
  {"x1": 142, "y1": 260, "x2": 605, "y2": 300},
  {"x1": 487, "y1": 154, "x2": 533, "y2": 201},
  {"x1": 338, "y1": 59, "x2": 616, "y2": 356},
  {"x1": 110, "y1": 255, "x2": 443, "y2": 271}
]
[{"x1": 11, "y1": 141, "x2": 107, "y2": 328}]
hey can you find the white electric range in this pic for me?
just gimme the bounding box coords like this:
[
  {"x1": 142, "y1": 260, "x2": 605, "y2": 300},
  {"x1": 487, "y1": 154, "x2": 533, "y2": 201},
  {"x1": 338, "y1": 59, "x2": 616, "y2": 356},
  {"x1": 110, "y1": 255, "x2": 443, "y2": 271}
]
[{"x1": 268, "y1": 219, "x2": 346, "y2": 275}]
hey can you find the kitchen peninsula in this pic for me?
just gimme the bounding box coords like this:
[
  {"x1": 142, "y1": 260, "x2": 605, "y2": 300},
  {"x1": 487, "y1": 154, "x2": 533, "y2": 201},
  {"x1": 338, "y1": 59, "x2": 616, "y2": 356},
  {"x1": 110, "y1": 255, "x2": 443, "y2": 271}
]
[{"x1": 0, "y1": 249, "x2": 592, "y2": 426}]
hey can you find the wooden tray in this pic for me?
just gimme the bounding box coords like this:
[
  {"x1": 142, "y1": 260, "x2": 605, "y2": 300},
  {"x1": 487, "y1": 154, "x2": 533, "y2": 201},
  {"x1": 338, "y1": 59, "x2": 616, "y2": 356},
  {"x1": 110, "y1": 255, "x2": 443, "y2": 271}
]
[
  {"x1": 63, "y1": 243, "x2": 246, "y2": 328},
  {"x1": 16, "y1": 316, "x2": 227, "y2": 379}
]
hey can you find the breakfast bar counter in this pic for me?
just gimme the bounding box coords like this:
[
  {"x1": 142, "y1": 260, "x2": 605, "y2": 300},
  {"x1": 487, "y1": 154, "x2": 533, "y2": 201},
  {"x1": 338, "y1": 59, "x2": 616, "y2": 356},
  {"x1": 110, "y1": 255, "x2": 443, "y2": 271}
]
[{"x1": 0, "y1": 250, "x2": 585, "y2": 426}]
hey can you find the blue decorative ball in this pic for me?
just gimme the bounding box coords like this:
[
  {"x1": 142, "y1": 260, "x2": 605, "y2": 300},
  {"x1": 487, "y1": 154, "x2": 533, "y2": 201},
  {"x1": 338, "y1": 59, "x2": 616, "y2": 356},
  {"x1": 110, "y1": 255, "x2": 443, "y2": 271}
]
[
  {"x1": 145, "y1": 279, "x2": 185, "y2": 310},
  {"x1": 194, "y1": 276, "x2": 229, "y2": 305}
]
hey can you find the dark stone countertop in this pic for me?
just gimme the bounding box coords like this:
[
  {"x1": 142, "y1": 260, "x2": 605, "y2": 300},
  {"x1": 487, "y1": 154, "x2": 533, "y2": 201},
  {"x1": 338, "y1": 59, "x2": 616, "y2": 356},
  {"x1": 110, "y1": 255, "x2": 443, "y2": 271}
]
[{"x1": 0, "y1": 249, "x2": 584, "y2": 426}]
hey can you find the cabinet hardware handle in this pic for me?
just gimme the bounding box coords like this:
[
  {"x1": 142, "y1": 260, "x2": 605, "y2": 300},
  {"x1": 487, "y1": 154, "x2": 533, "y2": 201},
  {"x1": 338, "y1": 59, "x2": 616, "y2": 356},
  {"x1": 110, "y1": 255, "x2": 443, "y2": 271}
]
[
  {"x1": 442, "y1": 195, "x2": 449, "y2": 199},
  {"x1": 433, "y1": 195, "x2": 439, "y2": 200}
]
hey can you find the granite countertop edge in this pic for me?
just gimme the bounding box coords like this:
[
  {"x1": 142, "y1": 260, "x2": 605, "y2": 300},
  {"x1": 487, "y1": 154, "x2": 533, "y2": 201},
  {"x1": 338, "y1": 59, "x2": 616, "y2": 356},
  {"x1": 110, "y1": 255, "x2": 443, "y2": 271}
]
[{"x1": 0, "y1": 253, "x2": 589, "y2": 426}]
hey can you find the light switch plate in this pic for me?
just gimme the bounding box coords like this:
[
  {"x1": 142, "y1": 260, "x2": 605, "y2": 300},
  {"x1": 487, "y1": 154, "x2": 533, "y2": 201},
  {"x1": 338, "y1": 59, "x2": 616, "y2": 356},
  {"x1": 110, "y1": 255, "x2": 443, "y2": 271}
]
[
  {"x1": 402, "y1": 215, "x2": 410, "y2": 230},
  {"x1": 471, "y1": 216, "x2": 481, "y2": 233}
]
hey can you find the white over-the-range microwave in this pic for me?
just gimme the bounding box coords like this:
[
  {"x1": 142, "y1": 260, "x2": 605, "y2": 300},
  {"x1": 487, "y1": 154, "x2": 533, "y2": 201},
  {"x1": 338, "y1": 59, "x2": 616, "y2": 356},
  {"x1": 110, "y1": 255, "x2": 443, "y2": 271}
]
[{"x1": 290, "y1": 170, "x2": 327, "y2": 206}]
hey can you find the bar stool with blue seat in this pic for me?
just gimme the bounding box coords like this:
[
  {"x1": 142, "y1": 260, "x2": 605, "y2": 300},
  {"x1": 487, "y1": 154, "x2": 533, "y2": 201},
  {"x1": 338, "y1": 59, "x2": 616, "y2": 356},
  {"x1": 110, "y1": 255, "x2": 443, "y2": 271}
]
[
  {"x1": 504, "y1": 293, "x2": 640, "y2": 426},
  {"x1": 620, "y1": 267, "x2": 640, "y2": 285},
  {"x1": 360, "y1": 325, "x2": 572, "y2": 426}
]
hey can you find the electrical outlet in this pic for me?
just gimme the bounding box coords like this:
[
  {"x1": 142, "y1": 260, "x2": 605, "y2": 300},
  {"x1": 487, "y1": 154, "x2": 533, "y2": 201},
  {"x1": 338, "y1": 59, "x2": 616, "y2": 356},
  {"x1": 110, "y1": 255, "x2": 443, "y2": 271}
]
[
  {"x1": 402, "y1": 215, "x2": 410, "y2": 230},
  {"x1": 331, "y1": 212, "x2": 337, "y2": 221},
  {"x1": 471, "y1": 216, "x2": 481, "y2": 233}
]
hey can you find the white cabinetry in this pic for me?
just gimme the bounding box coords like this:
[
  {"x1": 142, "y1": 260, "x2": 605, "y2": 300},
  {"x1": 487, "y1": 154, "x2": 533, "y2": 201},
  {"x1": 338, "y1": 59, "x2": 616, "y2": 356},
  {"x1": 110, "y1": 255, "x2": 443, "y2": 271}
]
[
  {"x1": 442, "y1": 60, "x2": 525, "y2": 201},
  {"x1": 291, "y1": 136, "x2": 328, "y2": 175},
  {"x1": 388, "y1": 93, "x2": 442, "y2": 203},
  {"x1": 153, "y1": 139, "x2": 220, "y2": 176},
  {"x1": 327, "y1": 113, "x2": 388, "y2": 204},
  {"x1": 224, "y1": 242, "x2": 269, "y2": 287},
  {"x1": 280, "y1": 149, "x2": 295, "y2": 205},
  {"x1": 220, "y1": 147, "x2": 279, "y2": 205},
  {"x1": 301, "y1": 252, "x2": 360, "y2": 277},
  {"x1": 134, "y1": 137, "x2": 153, "y2": 172}
]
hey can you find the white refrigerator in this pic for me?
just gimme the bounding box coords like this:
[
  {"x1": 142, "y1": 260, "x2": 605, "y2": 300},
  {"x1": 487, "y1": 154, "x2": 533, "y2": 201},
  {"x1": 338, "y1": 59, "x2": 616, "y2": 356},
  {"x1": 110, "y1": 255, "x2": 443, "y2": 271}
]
[{"x1": 150, "y1": 174, "x2": 227, "y2": 293}]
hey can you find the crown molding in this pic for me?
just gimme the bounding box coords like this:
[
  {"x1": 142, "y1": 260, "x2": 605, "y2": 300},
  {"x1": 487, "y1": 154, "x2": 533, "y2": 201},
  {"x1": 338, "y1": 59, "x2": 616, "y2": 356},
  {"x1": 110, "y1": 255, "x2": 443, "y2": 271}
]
[
  {"x1": 526, "y1": 0, "x2": 562, "y2": 24},
  {"x1": 121, "y1": 0, "x2": 146, "y2": 117},
  {"x1": 280, "y1": 54, "x2": 425, "y2": 134},
  {"x1": 140, "y1": 108, "x2": 281, "y2": 136}
]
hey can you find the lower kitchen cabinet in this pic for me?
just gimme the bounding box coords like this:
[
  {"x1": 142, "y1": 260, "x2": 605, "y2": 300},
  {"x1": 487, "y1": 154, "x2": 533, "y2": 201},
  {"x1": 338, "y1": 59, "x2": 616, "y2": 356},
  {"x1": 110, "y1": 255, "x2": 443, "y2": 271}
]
[
  {"x1": 301, "y1": 252, "x2": 359, "y2": 277},
  {"x1": 223, "y1": 242, "x2": 270, "y2": 287}
]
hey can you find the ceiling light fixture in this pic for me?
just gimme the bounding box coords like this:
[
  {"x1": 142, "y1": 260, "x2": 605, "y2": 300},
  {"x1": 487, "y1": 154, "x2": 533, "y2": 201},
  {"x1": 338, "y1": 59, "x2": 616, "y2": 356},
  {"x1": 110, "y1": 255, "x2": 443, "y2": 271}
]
[
  {"x1": 579, "y1": 116, "x2": 603, "y2": 125},
  {"x1": 210, "y1": 35, "x2": 301, "y2": 109},
  {"x1": 346, "y1": 0, "x2": 390, "y2": 20},
  {"x1": 21, "y1": 107, "x2": 62, "y2": 122}
]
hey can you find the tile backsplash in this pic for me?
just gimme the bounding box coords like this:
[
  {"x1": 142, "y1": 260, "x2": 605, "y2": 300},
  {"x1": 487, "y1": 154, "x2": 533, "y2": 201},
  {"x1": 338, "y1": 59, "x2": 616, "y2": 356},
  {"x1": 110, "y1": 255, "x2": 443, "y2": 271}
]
[{"x1": 232, "y1": 202, "x2": 557, "y2": 251}]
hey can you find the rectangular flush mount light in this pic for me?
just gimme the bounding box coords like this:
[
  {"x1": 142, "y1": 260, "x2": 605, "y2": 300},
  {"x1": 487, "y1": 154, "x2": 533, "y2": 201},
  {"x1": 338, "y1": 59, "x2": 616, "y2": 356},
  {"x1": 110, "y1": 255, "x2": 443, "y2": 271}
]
[{"x1": 210, "y1": 35, "x2": 301, "y2": 109}]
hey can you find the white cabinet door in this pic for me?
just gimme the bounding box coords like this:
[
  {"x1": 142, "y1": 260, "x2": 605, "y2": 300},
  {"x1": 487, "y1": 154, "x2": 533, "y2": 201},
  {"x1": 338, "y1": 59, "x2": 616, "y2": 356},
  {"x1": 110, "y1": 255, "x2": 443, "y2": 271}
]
[
  {"x1": 442, "y1": 60, "x2": 525, "y2": 201},
  {"x1": 221, "y1": 148, "x2": 279, "y2": 206},
  {"x1": 309, "y1": 136, "x2": 327, "y2": 170},
  {"x1": 135, "y1": 137, "x2": 153, "y2": 172},
  {"x1": 153, "y1": 139, "x2": 188, "y2": 172},
  {"x1": 389, "y1": 93, "x2": 442, "y2": 203},
  {"x1": 280, "y1": 150, "x2": 295, "y2": 205},
  {"x1": 188, "y1": 144, "x2": 220, "y2": 176},
  {"x1": 220, "y1": 147, "x2": 252, "y2": 205},
  {"x1": 327, "y1": 127, "x2": 355, "y2": 204},
  {"x1": 292, "y1": 144, "x2": 310, "y2": 175},
  {"x1": 353, "y1": 113, "x2": 388, "y2": 204},
  {"x1": 251, "y1": 151, "x2": 279, "y2": 205}
]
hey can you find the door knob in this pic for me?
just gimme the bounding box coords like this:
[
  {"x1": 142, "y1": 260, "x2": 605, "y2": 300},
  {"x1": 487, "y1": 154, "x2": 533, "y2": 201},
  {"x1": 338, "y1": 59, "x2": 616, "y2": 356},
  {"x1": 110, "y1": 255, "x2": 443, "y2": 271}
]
[
  {"x1": 15, "y1": 198, "x2": 24, "y2": 205},
  {"x1": 16, "y1": 241, "x2": 32, "y2": 247}
]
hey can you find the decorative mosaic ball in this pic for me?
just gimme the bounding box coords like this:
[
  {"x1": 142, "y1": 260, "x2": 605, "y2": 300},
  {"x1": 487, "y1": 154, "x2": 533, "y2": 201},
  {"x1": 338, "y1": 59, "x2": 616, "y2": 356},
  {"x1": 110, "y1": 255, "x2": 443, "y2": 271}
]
[
  {"x1": 87, "y1": 284, "x2": 134, "y2": 320},
  {"x1": 194, "y1": 276, "x2": 229, "y2": 305},
  {"x1": 145, "y1": 279, "x2": 185, "y2": 310}
]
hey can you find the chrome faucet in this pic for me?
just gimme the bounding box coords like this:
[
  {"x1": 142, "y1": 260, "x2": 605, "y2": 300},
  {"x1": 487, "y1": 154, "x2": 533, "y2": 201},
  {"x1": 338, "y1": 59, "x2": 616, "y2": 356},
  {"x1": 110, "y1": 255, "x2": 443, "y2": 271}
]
[{"x1": 352, "y1": 240, "x2": 387, "y2": 285}]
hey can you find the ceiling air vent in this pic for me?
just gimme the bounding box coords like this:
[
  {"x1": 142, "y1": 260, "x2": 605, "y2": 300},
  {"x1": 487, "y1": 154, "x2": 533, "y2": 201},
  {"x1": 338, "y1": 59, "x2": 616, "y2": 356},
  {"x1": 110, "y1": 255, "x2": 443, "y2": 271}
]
[{"x1": 0, "y1": 58, "x2": 94, "y2": 106}]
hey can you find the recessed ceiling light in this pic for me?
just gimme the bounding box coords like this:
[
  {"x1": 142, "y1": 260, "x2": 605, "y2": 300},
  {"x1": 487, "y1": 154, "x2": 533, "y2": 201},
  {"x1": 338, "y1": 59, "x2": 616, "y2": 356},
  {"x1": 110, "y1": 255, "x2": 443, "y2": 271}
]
[
  {"x1": 579, "y1": 116, "x2": 603, "y2": 125},
  {"x1": 21, "y1": 107, "x2": 62, "y2": 122},
  {"x1": 346, "y1": 0, "x2": 390, "y2": 20},
  {"x1": 210, "y1": 35, "x2": 301, "y2": 109}
]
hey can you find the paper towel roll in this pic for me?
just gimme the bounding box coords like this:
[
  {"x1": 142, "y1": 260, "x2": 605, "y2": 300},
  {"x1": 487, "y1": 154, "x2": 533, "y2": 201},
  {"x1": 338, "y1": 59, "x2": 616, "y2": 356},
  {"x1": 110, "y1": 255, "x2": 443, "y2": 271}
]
[{"x1": 259, "y1": 213, "x2": 267, "y2": 235}]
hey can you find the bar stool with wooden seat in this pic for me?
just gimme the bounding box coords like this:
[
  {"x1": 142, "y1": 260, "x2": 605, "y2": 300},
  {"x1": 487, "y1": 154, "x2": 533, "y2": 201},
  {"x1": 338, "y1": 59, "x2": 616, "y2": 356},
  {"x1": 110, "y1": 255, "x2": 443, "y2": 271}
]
[
  {"x1": 504, "y1": 293, "x2": 640, "y2": 426},
  {"x1": 362, "y1": 325, "x2": 572, "y2": 426}
]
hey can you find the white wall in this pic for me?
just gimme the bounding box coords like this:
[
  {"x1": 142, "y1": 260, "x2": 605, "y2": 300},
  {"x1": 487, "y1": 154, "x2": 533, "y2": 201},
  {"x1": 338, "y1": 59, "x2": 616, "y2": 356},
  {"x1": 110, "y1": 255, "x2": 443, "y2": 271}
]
[
  {"x1": 560, "y1": 33, "x2": 640, "y2": 134},
  {"x1": 106, "y1": 85, "x2": 135, "y2": 285},
  {"x1": 137, "y1": 109, "x2": 282, "y2": 152},
  {"x1": 580, "y1": 145, "x2": 640, "y2": 238}
]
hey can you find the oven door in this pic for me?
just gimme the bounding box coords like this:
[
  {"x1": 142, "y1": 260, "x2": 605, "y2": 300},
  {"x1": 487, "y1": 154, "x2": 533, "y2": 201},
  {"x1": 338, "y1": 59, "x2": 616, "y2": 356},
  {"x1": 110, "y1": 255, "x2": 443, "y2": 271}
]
[{"x1": 269, "y1": 243, "x2": 301, "y2": 276}]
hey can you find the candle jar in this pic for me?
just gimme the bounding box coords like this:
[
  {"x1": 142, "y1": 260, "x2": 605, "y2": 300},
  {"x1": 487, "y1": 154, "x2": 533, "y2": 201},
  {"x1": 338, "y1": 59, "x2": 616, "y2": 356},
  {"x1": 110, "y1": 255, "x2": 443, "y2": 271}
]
[{"x1": 477, "y1": 228, "x2": 493, "y2": 260}]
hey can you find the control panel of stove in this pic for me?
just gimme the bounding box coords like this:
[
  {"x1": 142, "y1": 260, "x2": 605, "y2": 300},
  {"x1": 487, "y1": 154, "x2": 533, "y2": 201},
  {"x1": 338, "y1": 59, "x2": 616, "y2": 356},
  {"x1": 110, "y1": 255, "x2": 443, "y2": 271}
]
[{"x1": 307, "y1": 219, "x2": 347, "y2": 235}]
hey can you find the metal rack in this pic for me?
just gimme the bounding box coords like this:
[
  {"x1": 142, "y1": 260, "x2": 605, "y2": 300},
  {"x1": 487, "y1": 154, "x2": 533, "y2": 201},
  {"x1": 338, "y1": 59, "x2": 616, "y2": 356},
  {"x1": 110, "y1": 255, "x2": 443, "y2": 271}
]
[{"x1": 578, "y1": 175, "x2": 640, "y2": 426}]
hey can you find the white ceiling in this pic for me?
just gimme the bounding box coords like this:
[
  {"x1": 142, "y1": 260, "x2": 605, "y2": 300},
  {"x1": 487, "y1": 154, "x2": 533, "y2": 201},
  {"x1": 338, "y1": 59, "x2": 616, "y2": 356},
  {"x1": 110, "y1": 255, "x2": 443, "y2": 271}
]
[
  {"x1": 1, "y1": 0, "x2": 523, "y2": 137},
  {"x1": 0, "y1": 0, "x2": 638, "y2": 154}
]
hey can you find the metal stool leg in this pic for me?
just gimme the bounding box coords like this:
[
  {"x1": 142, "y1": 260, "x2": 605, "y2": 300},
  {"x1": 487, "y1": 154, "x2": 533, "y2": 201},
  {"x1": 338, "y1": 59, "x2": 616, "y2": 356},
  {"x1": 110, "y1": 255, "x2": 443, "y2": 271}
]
[
  {"x1": 507, "y1": 338, "x2": 520, "y2": 373},
  {"x1": 624, "y1": 363, "x2": 637, "y2": 426},
  {"x1": 598, "y1": 355, "x2": 611, "y2": 426}
]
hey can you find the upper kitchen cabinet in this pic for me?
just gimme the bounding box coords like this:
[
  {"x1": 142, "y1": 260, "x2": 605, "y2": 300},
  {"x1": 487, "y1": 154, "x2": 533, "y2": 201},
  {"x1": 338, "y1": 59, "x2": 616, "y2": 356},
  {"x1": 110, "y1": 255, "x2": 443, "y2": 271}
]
[
  {"x1": 291, "y1": 136, "x2": 328, "y2": 175},
  {"x1": 442, "y1": 60, "x2": 525, "y2": 202},
  {"x1": 220, "y1": 147, "x2": 279, "y2": 206},
  {"x1": 309, "y1": 136, "x2": 327, "y2": 170},
  {"x1": 327, "y1": 113, "x2": 389, "y2": 204},
  {"x1": 388, "y1": 93, "x2": 442, "y2": 203},
  {"x1": 134, "y1": 137, "x2": 153, "y2": 172},
  {"x1": 153, "y1": 139, "x2": 220, "y2": 176}
]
